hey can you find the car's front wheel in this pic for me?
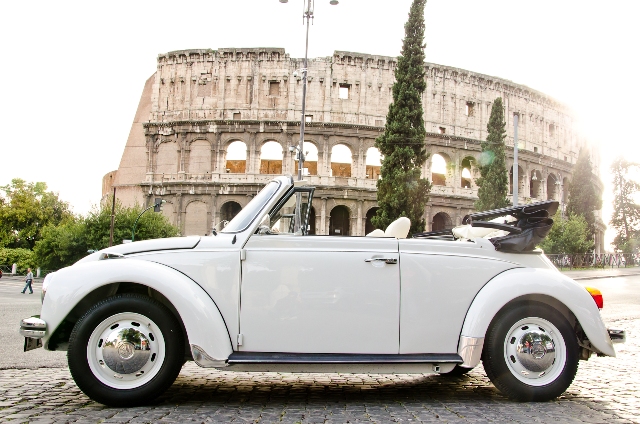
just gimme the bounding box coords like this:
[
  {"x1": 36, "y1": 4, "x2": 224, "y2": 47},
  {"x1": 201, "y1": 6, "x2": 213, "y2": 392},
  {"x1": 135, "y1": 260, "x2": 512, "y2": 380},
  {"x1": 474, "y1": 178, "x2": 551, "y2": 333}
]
[
  {"x1": 68, "y1": 294, "x2": 184, "y2": 406},
  {"x1": 483, "y1": 302, "x2": 579, "y2": 401}
]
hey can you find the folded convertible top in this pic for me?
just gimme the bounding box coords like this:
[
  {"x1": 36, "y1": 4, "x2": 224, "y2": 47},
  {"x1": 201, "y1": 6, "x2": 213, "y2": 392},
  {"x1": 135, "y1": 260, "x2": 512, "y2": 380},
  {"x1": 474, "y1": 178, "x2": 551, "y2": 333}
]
[{"x1": 414, "y1": 200, "x2": 559, "y2": 253}]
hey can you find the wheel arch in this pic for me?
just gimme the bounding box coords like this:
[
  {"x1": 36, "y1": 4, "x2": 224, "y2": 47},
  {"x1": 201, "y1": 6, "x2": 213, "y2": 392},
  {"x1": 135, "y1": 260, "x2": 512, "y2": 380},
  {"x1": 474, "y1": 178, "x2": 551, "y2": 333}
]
[
  {"x1": 458, "y1": 267, "x2": 615, "y2": 361},
  {"x1": 41, "y1": 259, "x2": 233, "y2": 363}
]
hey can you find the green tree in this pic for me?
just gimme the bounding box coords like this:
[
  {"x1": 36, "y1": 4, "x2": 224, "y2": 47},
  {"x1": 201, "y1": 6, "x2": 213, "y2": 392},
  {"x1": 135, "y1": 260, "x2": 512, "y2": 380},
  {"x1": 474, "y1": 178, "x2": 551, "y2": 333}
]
[
  {"x1": 565, "y1": 148, "x2": 602, "y2": 239},
  {"x1": 34, "y1": 199, "x2": 179, "y2": 270},
  {"x1": 539, "y1": 211, "x2": 593, "y2": 254},
  {"x1": 0, "y1": 247, "x2": 36, "y2": 272},
  {"x1": 474, "y1": 98, "x2": 511, "y2": 211},
  {"x1": 0, "y1": 179, "x2": 73, "y2": 249},
  {"x1": 610, "y1": 157, "x2": 640, "y2": 253},
  {"x1": 372, "y1": 0, "x2": 431, "y2": 234}
]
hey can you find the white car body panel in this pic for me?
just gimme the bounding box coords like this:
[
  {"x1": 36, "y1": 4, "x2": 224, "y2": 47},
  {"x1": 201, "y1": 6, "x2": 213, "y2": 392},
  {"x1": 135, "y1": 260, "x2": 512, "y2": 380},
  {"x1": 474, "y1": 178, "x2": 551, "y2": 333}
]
[
  {"x1": 40, "y1": 259, "x2": 233, "y2": 361},
  {"x1": 460, "y1": 267, "x2": 615, "y2": 357},
  {"x1": 241, "y1": 235, "x2": 400, "y2": 353}
]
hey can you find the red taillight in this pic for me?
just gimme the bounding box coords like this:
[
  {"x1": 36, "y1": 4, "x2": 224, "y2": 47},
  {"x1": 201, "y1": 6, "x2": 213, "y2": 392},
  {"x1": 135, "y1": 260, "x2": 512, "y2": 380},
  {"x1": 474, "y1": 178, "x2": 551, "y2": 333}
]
[{"x1": 585, "y1": 287, "x2": 604, "y2": 309}]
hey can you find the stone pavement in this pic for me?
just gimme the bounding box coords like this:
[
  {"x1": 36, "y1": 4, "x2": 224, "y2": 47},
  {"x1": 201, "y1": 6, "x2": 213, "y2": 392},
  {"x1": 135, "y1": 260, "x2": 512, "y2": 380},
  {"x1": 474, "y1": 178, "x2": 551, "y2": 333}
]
[{"x1": 0, "y1": 315, "x2": 637, "y2": 423}]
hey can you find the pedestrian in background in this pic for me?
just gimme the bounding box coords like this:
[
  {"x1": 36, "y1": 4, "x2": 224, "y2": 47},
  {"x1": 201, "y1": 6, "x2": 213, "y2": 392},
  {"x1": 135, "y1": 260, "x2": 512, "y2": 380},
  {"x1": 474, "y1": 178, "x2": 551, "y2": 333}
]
[{"x1": 21, "y1": 268, "x2": 33, "y2": 294}]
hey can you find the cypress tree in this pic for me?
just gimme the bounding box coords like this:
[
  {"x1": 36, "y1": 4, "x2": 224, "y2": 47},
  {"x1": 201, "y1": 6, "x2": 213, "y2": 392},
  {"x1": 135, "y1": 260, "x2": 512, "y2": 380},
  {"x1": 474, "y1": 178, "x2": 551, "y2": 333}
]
[
  {"x1": 474, "y1": 97, "x2": 511, "y2": 211},
  {"x1": 372, "y1": 0, "x2": 431, "y2": 234},
  {"x1": 566, "y1": 148, "x2": 602, "y2": 239}
]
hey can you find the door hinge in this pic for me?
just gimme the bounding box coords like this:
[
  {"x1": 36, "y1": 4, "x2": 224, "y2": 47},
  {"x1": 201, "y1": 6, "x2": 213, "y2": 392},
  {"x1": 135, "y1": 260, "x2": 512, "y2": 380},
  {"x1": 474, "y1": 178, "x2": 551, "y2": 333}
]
[
  {"x1": 240, "y1": 250, "x2": 246, "y2": 261},
  {"x1": 237, "y1": 334, "x2": 243, "y2": 346}
]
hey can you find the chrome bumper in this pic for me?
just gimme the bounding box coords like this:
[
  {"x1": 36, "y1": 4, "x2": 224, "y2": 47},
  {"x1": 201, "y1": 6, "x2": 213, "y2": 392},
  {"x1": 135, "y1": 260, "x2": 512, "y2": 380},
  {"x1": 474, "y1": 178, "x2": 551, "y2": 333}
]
[
  {"x1": 20, "y1": 317, "x2": 47, "y2": 352},
  {"x1": 608, "y1": 328, "x2": 626, "y2": 344}
]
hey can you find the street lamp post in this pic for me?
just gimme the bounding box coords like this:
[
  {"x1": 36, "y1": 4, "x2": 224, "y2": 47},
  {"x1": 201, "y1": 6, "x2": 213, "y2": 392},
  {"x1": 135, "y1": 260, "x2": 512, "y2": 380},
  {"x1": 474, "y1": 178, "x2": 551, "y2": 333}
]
[
  {"x1": 280, "y1": 0, "x2": 338, "y2": 233},
  {"x1": 131, "y1": 199, "x2": 166, "y2": 242}
]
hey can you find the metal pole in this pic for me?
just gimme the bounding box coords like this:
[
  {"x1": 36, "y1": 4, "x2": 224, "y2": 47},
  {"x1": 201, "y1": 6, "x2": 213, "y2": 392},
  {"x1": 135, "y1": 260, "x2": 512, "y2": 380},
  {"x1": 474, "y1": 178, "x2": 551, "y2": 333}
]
[
  {"x1": 298, "y1": 0, "x2": 312, "y2": 180},
  {"x1": 513, "y1": 113, "x2": 519, "y2": 206},
  {"x1": 132, "y1": 204, "x2": 155, "y2": 242},
  {"x1": 109, "y1": 187, "x2": 116, "y2": 247}
]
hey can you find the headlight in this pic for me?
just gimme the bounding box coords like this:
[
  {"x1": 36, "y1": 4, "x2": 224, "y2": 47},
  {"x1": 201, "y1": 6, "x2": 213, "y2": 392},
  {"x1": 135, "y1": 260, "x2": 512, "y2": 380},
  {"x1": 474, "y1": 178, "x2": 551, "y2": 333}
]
[{"x1": 41, "y1": 272, "x2": 55, "y2": 304}]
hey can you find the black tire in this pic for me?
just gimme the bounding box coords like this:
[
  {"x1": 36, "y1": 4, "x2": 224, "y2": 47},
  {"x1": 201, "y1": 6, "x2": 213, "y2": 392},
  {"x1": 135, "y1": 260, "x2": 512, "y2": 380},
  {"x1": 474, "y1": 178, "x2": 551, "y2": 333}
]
[
  {"x1": 483, "y1": 301, "x2": 579, "y2": 401},
  {"x1": 442, "y1": 365, "x2": 473, "y2": 376},
  {"x1": 68, "y1": 294, "x2": 184, "y2": 406}
]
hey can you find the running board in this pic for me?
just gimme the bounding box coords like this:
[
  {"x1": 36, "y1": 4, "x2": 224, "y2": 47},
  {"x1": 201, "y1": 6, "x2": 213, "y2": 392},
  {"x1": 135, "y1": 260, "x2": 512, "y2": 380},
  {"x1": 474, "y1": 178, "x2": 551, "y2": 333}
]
[{"x1": 228, "y1": 352, "x2": 463, "y2": 364}]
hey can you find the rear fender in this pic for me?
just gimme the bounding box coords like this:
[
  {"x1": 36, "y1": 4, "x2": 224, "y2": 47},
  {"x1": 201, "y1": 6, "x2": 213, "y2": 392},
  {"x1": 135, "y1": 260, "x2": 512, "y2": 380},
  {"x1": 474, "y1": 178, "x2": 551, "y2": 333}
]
[
  {"x1": 41, "y1": 259, "x2": 232, "y2": 363},
  {"x1": 459, "y1": 267, "x2": 615, "y2": 361}
]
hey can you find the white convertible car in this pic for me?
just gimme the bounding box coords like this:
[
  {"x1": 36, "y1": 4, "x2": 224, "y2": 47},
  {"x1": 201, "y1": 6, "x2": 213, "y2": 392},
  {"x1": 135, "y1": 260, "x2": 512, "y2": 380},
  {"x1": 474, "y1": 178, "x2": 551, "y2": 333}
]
[{"x1": 20, "y1": 176, "x2": 624, "y2": 406}]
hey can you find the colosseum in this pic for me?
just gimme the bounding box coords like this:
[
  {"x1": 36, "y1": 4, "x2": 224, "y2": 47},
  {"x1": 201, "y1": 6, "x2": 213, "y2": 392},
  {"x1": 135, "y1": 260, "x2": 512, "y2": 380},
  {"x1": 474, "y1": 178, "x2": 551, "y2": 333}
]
[{"x1": 104, "y1": 47, "x2": 605, "y2": 252}]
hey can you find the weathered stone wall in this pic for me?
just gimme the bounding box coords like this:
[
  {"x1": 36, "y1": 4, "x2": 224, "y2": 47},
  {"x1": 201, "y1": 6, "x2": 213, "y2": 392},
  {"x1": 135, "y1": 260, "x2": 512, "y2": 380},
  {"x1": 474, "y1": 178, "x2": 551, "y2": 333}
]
[{"x1": 104, "y1": 47, "x2": 605, "y2": 252}]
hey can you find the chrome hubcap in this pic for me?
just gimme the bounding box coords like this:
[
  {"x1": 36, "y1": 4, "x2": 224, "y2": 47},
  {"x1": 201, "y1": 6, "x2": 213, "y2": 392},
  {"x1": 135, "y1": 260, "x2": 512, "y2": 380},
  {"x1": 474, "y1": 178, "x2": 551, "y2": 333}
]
[
  {"x1": 87, "y1": 312, "x2": 165, "y2": 389},
  {"x1": 504, "y1": 317, "x2": 566, "y2": 386}
]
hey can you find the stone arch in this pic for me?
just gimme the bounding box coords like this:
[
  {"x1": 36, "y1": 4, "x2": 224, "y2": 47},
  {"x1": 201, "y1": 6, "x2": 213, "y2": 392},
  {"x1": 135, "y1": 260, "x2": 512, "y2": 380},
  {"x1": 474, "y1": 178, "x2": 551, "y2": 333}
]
[
  {"x1": 431, "y1": 153, "x2": 450, "y2": 186},
  {"x1": 365, "y1": 147, "x2": 382, "y2": 179},
  {"x1": 329, "y1": 204, "x2": 351, "y2": 236},
  {"x1": 220, "y1": 201, "x2": 242, "y2": 222},
  {"x1": 460, "y1": 156, "x2": 475, "y2": 188},
  {"x1": 188, "y1": 138, "x2": 212, "y2": 174},
  {"x1": 365, "y1": 207, "x2": 380, "y2": 234},
  {"x1": 530, "y1": 170, "x2": 542, "y2": 199},
  {"x1": 225, "y1": 140, "x2": 247, "y2": 173},
  {"x1": 547, "y1": 173, "x2": 559, "y2": 201},
  {"x1": 156, "y1": 140, "x2": 178, "y2": 175},
  {"x1": 295, "y1": 141, "x2": 319, "y2": 176},
  {"x1": 331, "y1": 144, "x2": 353, "y2": 177},
  {"x1": 260, "y1": 140, "x2": 283, "y2": 174},
  {"x1": 509, "y1": 165, "x2": 525, "y2": 196},
  {"x1": 184, "y1": 200, "x2": 208, "y2": 236},
  {"x1": 432, "y1": 212, "x2": 452, "y2": 232}
]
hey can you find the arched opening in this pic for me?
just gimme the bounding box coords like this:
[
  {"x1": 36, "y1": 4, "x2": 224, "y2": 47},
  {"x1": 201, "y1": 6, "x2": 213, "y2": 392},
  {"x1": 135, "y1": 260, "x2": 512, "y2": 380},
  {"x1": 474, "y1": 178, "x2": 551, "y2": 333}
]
[
  {"x1": 365, "y1": 207, "x2": 379, "y2": 234},
  {"x1": 530, "y1": 170, "x2": 542, "y2": 199},
  {"x1": 220, "y1": 201, "x2": 242, "y2": 223},
  {"x1": 431, "y1": 154, "x2": 447, "y2": 186},
  {"x1": 509, "y1": 165, "x2": 525, "y2": 195},
  {"x1": 330, "y1": 144, "x2": 352, "y2": 177},
  {"x1": 226, "y1": 141, "x2": 247, "y2": 173},
  {"x1": 184, "y1": 201, "x2": 208, "y2": 236},
  {"x1": 461, "y1": 157, "x2": 474, "y2": 188},
  {"x1": 294, "y1": 142, "x2": 319, "y2": 176},
  {"x1": 260, "y1": 141, "x2": 283, "y2": 174},
  {"x1": 189, "y1": 139, "x2": 211, "y2": 174},
  {"x1": 366, "y1": 147, "x2": 382, "y2": 179},
  {"x1": 431, "y1": 212, "x2": 452, "y2": 232},
  {"x1": 329, "y1": 205, "x2": 350, "y2": 236},
  {"x1": 547, "y1": 174, "x2": 559, "y2": 200},
  {"x1": 308, "y1": 206, "x2": 316, "y2": 235}
]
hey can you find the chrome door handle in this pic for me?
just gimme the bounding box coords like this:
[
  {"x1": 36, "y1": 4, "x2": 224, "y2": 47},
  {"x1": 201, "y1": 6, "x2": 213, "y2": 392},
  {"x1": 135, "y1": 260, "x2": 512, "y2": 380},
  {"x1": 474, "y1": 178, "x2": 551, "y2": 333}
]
[{"x1": 365, "y1": 258, "x2": 398, "y2": 264}]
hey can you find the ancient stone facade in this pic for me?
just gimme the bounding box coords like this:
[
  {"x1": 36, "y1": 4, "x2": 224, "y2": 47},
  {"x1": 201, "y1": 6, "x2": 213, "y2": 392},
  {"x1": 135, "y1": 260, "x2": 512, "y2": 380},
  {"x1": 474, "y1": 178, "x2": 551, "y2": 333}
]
[{"x1": 105, "y1": 47, "x2": 605, "y2": 252}]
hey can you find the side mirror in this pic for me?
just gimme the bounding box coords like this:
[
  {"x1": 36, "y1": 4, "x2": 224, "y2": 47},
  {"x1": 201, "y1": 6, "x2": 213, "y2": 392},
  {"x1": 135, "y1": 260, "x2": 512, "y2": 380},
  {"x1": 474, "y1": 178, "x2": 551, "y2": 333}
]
[{"x1": 257, "y1": 214, "x2": 271, "y2": 235}]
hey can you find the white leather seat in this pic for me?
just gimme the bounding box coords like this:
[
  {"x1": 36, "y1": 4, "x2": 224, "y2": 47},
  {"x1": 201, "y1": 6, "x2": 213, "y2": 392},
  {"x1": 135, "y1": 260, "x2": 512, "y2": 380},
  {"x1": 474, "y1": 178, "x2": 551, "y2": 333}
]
[
  {"x1": 384, "y1": 217, "x2": 411, "y2": 239},
  {"x1": 366, "y1": 229, "x2": 385, "y2": 237}
]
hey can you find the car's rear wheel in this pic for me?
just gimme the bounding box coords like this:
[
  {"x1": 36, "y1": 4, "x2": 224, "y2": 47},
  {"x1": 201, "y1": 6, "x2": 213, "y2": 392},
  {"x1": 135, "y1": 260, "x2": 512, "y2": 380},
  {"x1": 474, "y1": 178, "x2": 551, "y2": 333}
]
[
  {"x1": 68, "y1": 294, "x2": 184, "y2": 406},
  {"x1": 483, "y1": 302, "x2": 579, "y2": 401}
]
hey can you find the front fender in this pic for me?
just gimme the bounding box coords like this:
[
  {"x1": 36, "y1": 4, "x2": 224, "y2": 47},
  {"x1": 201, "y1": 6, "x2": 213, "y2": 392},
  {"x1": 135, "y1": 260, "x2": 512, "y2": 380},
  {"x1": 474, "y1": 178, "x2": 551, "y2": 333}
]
[
  {"x1": 460, "y1": 267, "x2": 615, "y2": 358},
  {"x1": 41, "y1": 259, "x2": 233, "y2": 362}
]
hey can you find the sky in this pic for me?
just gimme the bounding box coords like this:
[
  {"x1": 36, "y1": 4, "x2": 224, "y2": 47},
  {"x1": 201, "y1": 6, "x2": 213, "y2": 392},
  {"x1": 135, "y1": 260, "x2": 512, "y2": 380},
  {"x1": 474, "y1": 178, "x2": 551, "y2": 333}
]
[{"x1": 1, "y1": 0, "x2": 638, "y2": 250}]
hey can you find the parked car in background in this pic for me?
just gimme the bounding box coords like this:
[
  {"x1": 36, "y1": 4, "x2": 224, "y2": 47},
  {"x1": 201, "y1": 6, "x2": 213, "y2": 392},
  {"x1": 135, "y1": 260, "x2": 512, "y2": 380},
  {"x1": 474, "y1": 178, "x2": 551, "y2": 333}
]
[{"x1": 20, "y1": 176, "x2": 624, "y2": 406}]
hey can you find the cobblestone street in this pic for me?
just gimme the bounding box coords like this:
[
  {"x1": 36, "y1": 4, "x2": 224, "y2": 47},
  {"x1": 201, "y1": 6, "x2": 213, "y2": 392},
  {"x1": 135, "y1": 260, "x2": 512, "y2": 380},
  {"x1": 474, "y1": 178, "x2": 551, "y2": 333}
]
[{"x1": 0, "y1": 315, "x2": 637, "y2": 423}]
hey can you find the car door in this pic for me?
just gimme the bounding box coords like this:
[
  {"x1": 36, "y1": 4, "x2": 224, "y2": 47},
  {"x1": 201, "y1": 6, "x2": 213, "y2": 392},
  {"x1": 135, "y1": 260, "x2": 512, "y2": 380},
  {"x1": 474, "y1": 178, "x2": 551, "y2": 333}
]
[{"x1": 238, "y1": 189, "x2": 400, "y2": 354}]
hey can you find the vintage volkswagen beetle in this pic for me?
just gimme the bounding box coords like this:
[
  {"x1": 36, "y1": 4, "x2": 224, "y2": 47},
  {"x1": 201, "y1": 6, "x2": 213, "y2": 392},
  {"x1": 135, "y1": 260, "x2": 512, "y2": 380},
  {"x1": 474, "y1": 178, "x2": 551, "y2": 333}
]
[{"x1": 20, "y1": 176, "x2": 624, "y2": 406}]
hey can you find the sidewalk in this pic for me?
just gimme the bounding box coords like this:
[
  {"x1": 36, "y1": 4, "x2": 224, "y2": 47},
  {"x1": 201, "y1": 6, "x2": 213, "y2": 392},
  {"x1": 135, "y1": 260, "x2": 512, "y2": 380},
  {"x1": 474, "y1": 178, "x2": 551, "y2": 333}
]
[{"x1": 561, "y1": 266, "x2": 640, "y2": 281}]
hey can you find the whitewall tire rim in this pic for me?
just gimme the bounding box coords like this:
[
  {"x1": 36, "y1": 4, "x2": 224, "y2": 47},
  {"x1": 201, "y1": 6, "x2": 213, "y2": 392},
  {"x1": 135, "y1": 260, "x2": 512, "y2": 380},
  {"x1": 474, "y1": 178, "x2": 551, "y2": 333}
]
[
  {"x1": 503, "y1": 316, "x2": 566, "y2": 387},
  {"x1": 87, "y1": 312, "x2": 166, "y2": 390}
]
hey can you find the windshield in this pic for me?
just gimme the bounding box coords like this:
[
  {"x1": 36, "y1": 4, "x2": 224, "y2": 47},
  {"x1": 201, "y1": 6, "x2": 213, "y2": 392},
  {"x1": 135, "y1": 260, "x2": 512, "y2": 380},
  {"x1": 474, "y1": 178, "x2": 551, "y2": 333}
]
[{"x1": 221, "y1": 181, "x2": 281, "y2": 233}]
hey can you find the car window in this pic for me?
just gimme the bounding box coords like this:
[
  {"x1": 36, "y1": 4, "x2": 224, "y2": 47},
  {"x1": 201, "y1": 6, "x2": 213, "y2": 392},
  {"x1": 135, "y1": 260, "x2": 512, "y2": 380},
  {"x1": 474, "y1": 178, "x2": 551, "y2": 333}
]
[
  {"x1": 263, "y1": 187, "x2": 314, "y2": 235},
  {"x1": 221, "y1": 181, "x2": 281, "y2": 233}
]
